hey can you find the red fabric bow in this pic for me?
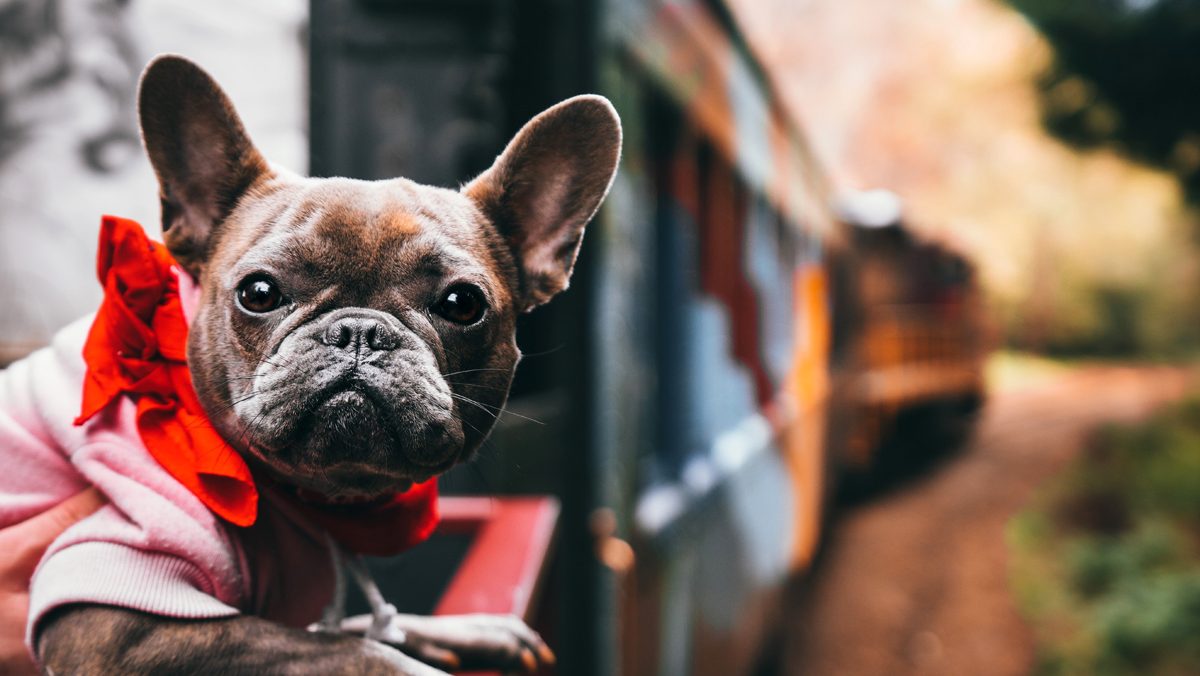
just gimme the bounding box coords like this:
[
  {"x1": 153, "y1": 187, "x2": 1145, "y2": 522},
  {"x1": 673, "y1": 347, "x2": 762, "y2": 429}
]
[{"x1": 75, "y1": 216, "x2": 438, "y2": 556}]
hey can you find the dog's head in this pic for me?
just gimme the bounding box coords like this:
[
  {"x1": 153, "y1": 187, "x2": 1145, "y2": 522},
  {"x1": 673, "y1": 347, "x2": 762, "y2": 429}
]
[{"x1": 137, "y1": 55, "x2": 620, "y2": 498}]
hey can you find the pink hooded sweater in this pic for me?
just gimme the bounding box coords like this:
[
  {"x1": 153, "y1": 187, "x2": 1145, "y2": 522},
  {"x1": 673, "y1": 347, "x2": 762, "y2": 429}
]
[{"x1": 0, "y1": 254, "x2": 335, "y2": 660}]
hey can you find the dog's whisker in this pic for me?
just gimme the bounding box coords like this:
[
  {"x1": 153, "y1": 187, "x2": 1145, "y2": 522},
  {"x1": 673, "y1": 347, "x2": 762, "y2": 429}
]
[
  {"x1": 185, "y1": 379, "x2": 296, "y2": 431},
  {"x1": 449, "y1": 410, "x2": 506, "y2": 508},
  {"x1": 450, "y1": 393, "x2": 544, "y2": 426},
  {"x1": 450, "y1": 409, "x2": 489, "y2": 439},
  {"x1": 210, "y1": 390, "x2": 267, "y2": 416},
  {"x1": 513, "y1": 344, "x2": 565, "y2": 359},
  {"x1": 452, "y1": 430, "x2": 503, "y2": 511},
  {"x1": 233, "y1": 403, "x2": 272, "y2": 454},
  {"x1": 210, "y1": 375, "x2": 259, "y2": 388},
  {"x1": 440, "y1": 367, "x2": 513, "y2": 378},
  {"x1": 450, "y1": 394, "x2": 499, "y2": 422},
  {"x1": 175, "y1": 384, "x2": 283, "y2": 436},
  {"x1": 445, "y1": 381, "x2": 510, "y2": 392},
  {"x1": 257, "y1": 353, "x2": 299, "y2": 372}
]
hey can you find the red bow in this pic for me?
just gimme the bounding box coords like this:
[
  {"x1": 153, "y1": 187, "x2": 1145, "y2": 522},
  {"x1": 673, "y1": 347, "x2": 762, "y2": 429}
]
[{"x1": 75, "y1": 216, "x2": 438, "y2": 556}]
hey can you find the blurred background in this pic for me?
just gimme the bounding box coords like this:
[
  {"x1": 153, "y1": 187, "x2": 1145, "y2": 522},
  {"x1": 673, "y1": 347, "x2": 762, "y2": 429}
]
[{"x1": 2, "y1": 0, "x2": 1199, "y2": 675}]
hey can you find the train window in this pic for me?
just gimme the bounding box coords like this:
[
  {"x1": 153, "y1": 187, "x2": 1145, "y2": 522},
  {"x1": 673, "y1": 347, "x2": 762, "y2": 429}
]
[
  {"x1": 647, "y1": 99, "x2": 789, "y2": 481},
  {"x1": 649, "y1": 94, "x2": 696, "y2": 473}
]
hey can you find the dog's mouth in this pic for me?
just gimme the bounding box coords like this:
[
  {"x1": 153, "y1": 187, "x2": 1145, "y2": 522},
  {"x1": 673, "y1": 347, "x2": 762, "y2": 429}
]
[{"x1": 242, "y1": 379, "x2": 462, "y2": 496}]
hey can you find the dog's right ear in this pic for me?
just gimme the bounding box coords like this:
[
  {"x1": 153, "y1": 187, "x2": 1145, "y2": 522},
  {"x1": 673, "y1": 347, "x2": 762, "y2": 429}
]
[{"x1": 138, "y1": 55, "x2": 270, "y2": 276}]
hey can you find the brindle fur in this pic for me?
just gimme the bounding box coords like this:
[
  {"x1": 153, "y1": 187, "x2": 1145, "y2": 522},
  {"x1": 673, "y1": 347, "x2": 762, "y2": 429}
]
[
  {"x1": 40, "y1": 606, "x2": 440, "y2": 676},
  {"x1": 37, "y1": 55, "x2": 620, "y2": 675}
]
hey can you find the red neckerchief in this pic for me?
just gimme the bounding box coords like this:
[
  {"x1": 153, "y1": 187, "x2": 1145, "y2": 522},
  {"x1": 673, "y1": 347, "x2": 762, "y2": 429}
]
[{"x1": 75, "y1": 215, "x2": 438, "y2": 556}]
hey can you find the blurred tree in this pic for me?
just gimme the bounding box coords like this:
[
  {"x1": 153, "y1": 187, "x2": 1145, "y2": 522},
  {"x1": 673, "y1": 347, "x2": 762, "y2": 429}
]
[
  {"x1": 1007, "y1": 0, "x2": 1200, "y2": 204},
  {"x1": 732, "y1": 0, "x2": 1200, "y2": 357}
]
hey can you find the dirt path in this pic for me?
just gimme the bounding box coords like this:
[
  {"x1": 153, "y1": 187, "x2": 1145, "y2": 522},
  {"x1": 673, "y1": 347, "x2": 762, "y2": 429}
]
[{"x1": 782, "y1": 366, "x2": 1194, "y2": 676}]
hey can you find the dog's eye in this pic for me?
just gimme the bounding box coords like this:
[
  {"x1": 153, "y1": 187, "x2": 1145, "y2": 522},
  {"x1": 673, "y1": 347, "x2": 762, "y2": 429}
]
[
  {"x1": 236, "y1": 275, "x2": 284, "y2": 313},
  {"x1": 434, "y1": 283, "x2": 486, "y2": 325}
]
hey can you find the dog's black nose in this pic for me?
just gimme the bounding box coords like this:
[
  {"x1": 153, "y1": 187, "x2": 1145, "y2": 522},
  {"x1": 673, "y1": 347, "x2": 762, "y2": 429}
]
[{"x1": 322, "y1": 313, "x2": 400, "y2": 351}]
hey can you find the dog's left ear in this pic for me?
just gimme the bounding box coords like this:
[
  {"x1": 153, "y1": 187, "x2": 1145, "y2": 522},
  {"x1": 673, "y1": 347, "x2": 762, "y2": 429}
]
[
  {"x1": 138, "y1": 54, "x2": 271, "y2": 276},
  {"x1": 465, "y1": 95, "x2": 621, "y2": 312}
]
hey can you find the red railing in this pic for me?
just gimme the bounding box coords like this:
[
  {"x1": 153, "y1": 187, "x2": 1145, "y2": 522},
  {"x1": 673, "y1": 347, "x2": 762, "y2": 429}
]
[{"x1": 434, "y1": 497, "x2": 559, "y2": 675}]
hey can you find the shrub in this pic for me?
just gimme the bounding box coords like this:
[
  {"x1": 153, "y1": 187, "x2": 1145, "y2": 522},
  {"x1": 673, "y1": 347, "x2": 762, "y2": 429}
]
[{"x1": 1009, "y1": 394, "x2": 1200, "y2": 675}]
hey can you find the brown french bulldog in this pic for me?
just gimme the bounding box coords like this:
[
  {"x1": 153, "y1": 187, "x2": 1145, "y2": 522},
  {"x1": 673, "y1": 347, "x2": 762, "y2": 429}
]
[{"x1": 37, "y1": 55, "x2": 620, "y2": 675}]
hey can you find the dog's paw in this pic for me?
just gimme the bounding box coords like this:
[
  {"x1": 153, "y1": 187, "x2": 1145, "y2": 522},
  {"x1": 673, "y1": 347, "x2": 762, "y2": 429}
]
[{"x1": 340, "y1": 612, "x2": 554, "y2": 674}]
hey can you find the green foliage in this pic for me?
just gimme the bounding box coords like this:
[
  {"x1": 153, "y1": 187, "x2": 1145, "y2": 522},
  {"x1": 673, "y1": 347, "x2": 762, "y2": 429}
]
[
  {"x1": 1000, "y1": 0, "x2": 1200, "y2": 359},
  {"x1": 1034, "y1": 276, "x2": 1200, "y2": 360},
  {"x1": 1086, "y1": 401, "x2": 1200, "y2": 520},
  {"x1": 1009, "y1": 394, "x2": 1200, "y2": 675},
  {"x1": 1066, "y1": 522, "x2": 1182, "y2": 598},
  {"x1": 1005, "y1": 0, "x2": 1200, "y2": 203},
  {"x1": 1094, "y1": 570, "x2": 1200, "y2": 673}
]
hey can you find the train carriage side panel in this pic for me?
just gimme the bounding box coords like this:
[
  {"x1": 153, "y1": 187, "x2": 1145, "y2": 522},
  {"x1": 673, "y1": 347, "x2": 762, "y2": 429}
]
[{"x1": 599, "y1": 1, "x2": 839, "y2": 672}]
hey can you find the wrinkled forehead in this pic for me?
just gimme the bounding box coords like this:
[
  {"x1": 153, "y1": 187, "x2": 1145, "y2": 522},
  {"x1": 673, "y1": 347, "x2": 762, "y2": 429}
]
[{"x1": 222, "y1": 177, "x2": 505, "y2": 288}]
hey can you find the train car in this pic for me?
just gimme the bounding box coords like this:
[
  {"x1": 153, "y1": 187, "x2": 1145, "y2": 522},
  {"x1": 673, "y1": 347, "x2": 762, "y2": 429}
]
[
  {"x1": 832, "y1": 192, "x2": 987, "y2": 479},
  {"x1": 309, "y1": 0, "x2": 835, "y2": 674}
]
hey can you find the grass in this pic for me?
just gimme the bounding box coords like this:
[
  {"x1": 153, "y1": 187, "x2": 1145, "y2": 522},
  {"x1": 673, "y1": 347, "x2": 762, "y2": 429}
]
[
  {"x1": 1008, "y1": 394, "x2": 1200, "y2": 676},
  {"x1": 986, "y1": 351, "x2": 1071, "y2": 393}
]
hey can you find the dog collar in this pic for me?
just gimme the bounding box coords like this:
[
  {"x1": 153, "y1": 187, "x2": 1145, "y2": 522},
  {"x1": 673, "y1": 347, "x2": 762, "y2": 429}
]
[{"x1": 75, "y1": 216, "x2": 438, "y2": 555}]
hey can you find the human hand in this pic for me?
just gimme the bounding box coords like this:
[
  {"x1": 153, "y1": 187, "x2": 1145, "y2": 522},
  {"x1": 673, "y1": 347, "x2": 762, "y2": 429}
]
[{"x1": 0, "y1": 489, "x2": 107, "y2": 675}]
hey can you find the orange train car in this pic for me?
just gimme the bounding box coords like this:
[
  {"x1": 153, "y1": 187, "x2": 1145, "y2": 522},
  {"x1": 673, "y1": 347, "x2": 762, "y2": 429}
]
[{"x1": 832, "y1": 192, "x2": 988, "y2": 478}]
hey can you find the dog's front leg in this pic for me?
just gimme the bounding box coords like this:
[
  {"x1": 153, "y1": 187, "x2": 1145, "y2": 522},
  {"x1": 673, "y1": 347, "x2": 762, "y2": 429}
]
[
  {"x1": 338, "y1": 612, "x2": 554, "y2": 674},
  {"x1": 38, "y1": 605, "x2": 452, "y2": 675}
]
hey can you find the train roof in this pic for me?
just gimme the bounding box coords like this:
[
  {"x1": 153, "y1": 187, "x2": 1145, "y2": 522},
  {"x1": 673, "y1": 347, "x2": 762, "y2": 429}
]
[{"x1": 604, "y1": 0, "x2": 837, "y2": 238}]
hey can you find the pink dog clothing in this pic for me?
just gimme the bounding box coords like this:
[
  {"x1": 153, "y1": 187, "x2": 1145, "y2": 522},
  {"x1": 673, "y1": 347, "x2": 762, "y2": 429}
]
[{"x1": 0, "y1": 216, "x2": 438, "y2": 661}]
